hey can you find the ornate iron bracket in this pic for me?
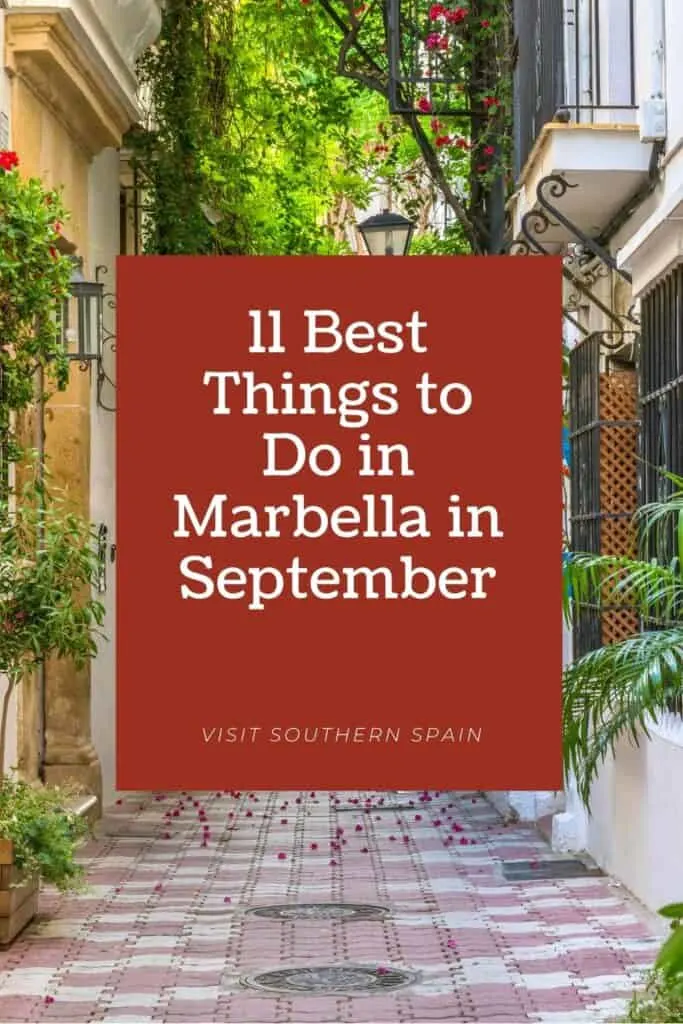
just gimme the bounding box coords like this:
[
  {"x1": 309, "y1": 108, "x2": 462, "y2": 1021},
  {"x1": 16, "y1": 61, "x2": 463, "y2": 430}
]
[
  {"x1": 535, "y1": 174, "x2": 632, "y2": 286},
  {"x1": 95, "y1": 266, "x2": 116, "y2": 413},
  {"x1": 512, "y1": 204, "x2": 638, "y2": 333}
]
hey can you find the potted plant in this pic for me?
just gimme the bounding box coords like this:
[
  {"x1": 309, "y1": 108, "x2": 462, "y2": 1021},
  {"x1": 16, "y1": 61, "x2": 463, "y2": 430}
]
[{"x1": 0, "y1": 149, "x2": 105, "y2": 942}]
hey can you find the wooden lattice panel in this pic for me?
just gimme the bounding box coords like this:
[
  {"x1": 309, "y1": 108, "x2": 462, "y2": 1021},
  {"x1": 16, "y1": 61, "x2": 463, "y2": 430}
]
[{"x1": 598, "y1": 371, "x2": 639, "y2": 643}]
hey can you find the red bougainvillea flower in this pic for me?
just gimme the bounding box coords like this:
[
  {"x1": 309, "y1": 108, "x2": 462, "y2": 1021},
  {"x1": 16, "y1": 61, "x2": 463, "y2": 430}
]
[
  {"x1": 446, "y1": 7, "x2": 467, "y2": 24},
  {"x1": 301, "y1": 0, "x2": 312, "y2": 5},
  {"x1": 483, "y1": 96, "x2": 500, "y2": 109},
  {"x1": 429, "y1": 3, "x2": 446, "y2": 18},
  {"x1": 481, "y1": 18, "x2": 491, "y2": 27},
  {"x1": 0, "y1": 150, "x2": 19, "y2": 171},
  {"x1": 483, "y1": 145, "x2": 495, "y2": 156},
  {"x1": 435, "y1": 135, "x2": 452, "y2": 148},
  {"x1": 417, "y1": 97, "x2": 432, "y2": 113},
  {"x1": 426, "y1": 32, "x2": 448, "y2": 51},
  {"x1": 476, "y1": 164, "x2": 488, "y2": 172},
  {"x1": 430, "y1": 118, "x2": 442, "y2": 133}
]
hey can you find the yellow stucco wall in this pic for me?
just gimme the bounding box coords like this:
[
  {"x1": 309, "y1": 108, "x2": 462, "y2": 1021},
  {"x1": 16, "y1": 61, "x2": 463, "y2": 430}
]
[{"x1": 5, "y1": 11, "x2": 133, "y2": 799}]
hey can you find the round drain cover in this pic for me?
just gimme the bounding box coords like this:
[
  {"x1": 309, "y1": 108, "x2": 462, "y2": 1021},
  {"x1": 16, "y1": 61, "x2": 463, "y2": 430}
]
[
  {"x1": 246, "y1": 902, "x2": 387, "y2": 921},
  {"x1": 241, "y1": 964, "x2": 417, "y2": 995}
]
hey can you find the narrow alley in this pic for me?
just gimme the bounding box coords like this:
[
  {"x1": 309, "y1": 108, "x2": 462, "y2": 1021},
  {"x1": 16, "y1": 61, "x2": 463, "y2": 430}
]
[{"x1": 0, "y1": 791, "x2": 662, "y2": 1022}]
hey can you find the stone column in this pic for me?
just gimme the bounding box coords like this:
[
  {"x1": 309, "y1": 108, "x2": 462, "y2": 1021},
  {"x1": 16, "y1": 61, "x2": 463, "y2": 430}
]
[{"x1": 41, "y1": 371, "x2": 102, "y2": 800}]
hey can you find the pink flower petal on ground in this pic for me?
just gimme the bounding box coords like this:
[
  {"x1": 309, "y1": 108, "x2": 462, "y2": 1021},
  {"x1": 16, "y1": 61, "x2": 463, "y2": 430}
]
[
  {"x1": 376, "y1": 966, "x2": 389, "y2": 975},
  {"x1": 361, "y1": 847, "x2": 369, "y2": 853},
  {"x1": 389, "y1": 836, "x2": 396, "y2": 842},
  {"x1": 281, "y1": 819, "x2": 288, "y2": 825},
  {"x1": 310, "y1": 843, "x2": 319, "y2": 850},
  {"x1": 163, "y1": 833, "x2": 171, "y2": 840},
  {"x1": 447, "y1": 938, "x2": 458, "y2": 949},
  {"x1": 277, "y1": 852, "x2": 287, "y2": 860},
  {"x1": 224, "y1": 896, "x2": 232, "y2": 903},
  {"x1": 355, "y1": 824, "x2": 363, "y2": 832},
  {"x1": 154, "y1": 884, "x2": 163, "y2": 892},
  {"x1": 329, "y1": 859, "x2": 338, "y2": 866},
  {"x1": 414, "y1": 814, "x2": 422, "y2": 821},
  {"x1": 44, "y1": 995, "x2": 55, "y2": 1005}
]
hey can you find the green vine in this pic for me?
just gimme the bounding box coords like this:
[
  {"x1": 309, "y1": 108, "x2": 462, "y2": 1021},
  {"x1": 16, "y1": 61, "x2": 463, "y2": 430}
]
[
  {"x1": 0, "y1": 154, "x2": 71, "y2": 460},
  {"x1": 0, "y1": 152, "x2": 105, "y2": 891}
]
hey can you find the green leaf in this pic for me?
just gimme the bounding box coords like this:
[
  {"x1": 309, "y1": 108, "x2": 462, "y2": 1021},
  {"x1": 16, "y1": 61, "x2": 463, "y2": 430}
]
[{"x1": 660, "y1": 905, "x2": 683, "y2": 920}]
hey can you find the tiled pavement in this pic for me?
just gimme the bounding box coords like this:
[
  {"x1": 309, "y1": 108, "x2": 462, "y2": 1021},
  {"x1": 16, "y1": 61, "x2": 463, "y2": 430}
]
[{"x1": 0, "y1": 790, "x2": 664, "y2": 1023}]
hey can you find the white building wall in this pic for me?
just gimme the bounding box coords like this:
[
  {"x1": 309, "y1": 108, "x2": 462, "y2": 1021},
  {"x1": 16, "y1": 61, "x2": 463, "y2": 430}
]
[
  {"x1": 552, "y1": 0, "x2": 683, "y2": 915},
  {"x1": 88, "y1": 148, "x2": 120, "y2": 806}
]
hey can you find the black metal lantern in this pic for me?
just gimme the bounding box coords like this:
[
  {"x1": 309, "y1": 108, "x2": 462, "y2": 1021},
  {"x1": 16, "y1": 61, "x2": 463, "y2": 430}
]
[
  {"x1": 357, "y1": 209, "x2": 415, "y2": 256},
  {"x1": 61, "y1": 256, "x2": 103, "y2": 364}
]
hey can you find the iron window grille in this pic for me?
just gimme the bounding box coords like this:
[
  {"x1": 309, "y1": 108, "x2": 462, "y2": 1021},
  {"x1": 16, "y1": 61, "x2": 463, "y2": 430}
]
[
  {"x1": 639, "y1": 267, "x2": 683, "y2": 711},
  {"x1": 568, "y1": 330, "x2": 639, "y2": 659}
]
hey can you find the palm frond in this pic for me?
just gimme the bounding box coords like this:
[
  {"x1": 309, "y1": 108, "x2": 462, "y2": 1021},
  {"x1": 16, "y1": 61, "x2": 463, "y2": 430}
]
[
  {"x1": 563, "y1": 628, "x2": 683, "y2": 809},
  {"x1": 564, "y1": 553, "x2": 683, "y2": 624}
]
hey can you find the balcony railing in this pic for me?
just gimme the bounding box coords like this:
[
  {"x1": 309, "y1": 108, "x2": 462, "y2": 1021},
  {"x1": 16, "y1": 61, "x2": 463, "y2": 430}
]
[{"x1": 513, "y1": 0, "x2": 637, "y2": 178}]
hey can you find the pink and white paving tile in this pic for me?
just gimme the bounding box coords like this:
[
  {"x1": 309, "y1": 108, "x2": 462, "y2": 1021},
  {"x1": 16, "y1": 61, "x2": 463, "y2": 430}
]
[{"x1": 0, "y1": 791, "x2": 663, "y2": 1023}]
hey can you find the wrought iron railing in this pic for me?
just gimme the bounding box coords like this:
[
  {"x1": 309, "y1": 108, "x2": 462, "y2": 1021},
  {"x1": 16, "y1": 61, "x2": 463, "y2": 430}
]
[{"x1": 514, "y1": 0, "x2": 637, "y2": 178}]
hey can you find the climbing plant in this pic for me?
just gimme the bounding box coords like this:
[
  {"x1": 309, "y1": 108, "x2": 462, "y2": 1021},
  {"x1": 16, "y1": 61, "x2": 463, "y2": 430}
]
[
  {"x1": 312, "y1": 0, "x2": 514, "y2": 254},
  {"x1": 0, "y1": 152, "x2": 105, "y2": 781},
  {"x1": 130, "y1": 0, "x2": 383, "y2": 255},
  {"x1": 0, "y1": 152, "x2": 71, "y2": 463}
]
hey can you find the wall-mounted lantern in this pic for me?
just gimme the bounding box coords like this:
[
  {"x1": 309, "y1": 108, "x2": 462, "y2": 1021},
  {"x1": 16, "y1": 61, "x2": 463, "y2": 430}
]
[
  {"x1": 59, "y1": 258, "x2": 116, "y2": 411},
  {"x1": 61, "y1": 256, "x2": 104, "y2": 365}
]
